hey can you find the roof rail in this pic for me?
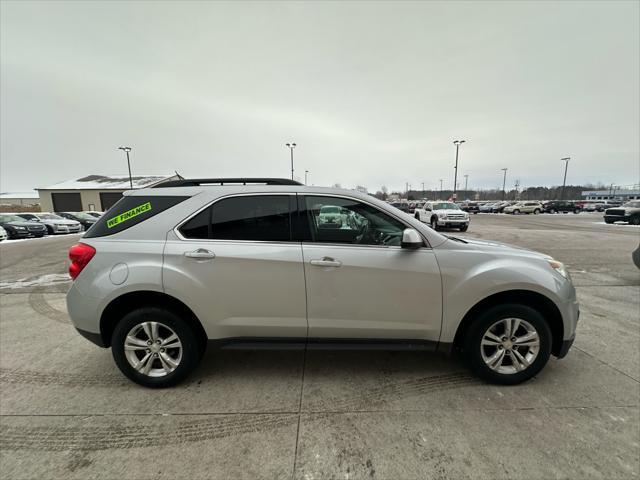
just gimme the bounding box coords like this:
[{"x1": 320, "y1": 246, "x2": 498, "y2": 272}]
[{"x1": 153, "y1": 178, "x2": 303, "y2": 188}]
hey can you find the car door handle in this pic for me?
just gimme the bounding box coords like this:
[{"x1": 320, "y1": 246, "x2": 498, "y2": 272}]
[
  {"x1": 310, "y1": 257, "x2": 342, "y2": 268},
  {"x1": 184, "y1": 249, "x2": 216, "y2": 259}
]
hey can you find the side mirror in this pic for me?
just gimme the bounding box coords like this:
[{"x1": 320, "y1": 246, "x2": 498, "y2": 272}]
[{"x1": 401, "y1": 228, "x2": 423, "y2": 249}]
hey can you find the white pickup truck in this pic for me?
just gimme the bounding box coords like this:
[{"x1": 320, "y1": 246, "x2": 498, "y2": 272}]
[{"x1": 414, "y1": 201, "x2": 469, "y2": 231}]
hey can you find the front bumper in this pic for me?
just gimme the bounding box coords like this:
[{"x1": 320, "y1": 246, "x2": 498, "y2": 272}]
[
  {"x1": 556, "y1": 335, "x2": 575, "y2": 359},
  {"x1": 604, "y1": 215, "x2": 629, "y2": 222},
  {"x1": 436, "y1": 219, "x2": 469, "y2": 227},
  {"x1": 8, "y1": 230, "x2": 29, "y2": 238}
]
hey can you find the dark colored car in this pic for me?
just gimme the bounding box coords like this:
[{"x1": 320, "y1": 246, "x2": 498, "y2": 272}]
[
  {"x1": 0, "y1": 214, "x2": 47, "y2": 239},
  {"x1": 460, "y1": 202, "x2": 480, "y2": 214},
  {"x1": 57, "y1": 212, "x2": 98, "y2": 230},
  {"x1": 491, "y1": 201, "x2": 514, "y2": 213},
  {"x1": 604, "y1": 201, "x2": 640, "y2": 225},
  {"x1": 390, "y1": 202, "x2": 410, "y2": 213},
  {"x1": 543, "y1": 201, "x2": 581, "y2": 214}
]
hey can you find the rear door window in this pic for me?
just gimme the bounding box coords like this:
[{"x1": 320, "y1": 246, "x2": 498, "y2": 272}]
[
  {"x1": 84, "y1": 196, "x2": 188, "y2": 238},
  {"x1": 179, "y1": 195, "x2": 293, "y2": 242}
]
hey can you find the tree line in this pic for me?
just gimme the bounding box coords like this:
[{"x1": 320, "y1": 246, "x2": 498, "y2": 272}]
[{"x1": 371, "y1": 184, "x2": 608, "y2": 202}]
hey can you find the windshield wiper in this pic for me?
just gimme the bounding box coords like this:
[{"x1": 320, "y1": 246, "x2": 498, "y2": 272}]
[{"x1": 445, "y1": 235, "x2": 468, "y2": 244}]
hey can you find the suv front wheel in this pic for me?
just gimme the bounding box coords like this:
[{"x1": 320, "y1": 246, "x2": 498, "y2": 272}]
[
  {"x1": 112, "y1": 307, "x2": 203, "y2": 388},
  {"x1": 463, "y1": 304, "x2": 552, "y2": 385}
]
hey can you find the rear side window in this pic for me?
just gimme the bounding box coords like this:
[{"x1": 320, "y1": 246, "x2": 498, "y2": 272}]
[
  {"x1": 84, "y1": 196, "x2": 188, "y2": 238},
  {"x1": 179, "y1": 195, "x2": 292, "y2": 241}
]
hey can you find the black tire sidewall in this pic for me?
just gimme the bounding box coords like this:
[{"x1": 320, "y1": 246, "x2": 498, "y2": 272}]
[
  {"x1": 112, "y1": 307, "x2": 202, "y2": 388},
  {"x1": 463, "y1": 304, "x2": 552, "y2": 385}
]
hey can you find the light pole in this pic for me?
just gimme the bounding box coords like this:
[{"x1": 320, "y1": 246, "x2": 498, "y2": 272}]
[
  {"x1": 305, "y1": 170, "x2": 309, "y2": 185},
  {"x1": 285, "y1": 142, "x2": 297, "y2": 180},
  {"x1": 421, "y1": 182, "x2": 425, "y2": 199},
  {"x1": 118, "y1": 147, "x2": 133, "y2": 189},
  {"x1": 501, "y1": 168, "x2": 508, "y2": 201},
  {"x1": 452, "y1": 140, "x2": 466, "y2": 201},
  {"x1": 463, "y1": 174, "x2": 469, "y2": 199},
  {"x1": 560, "y1": 157, "x2": 570, "y2": 200},
  {"x1": 439, "y1": 179, "x2": 443, "y2": 199}
]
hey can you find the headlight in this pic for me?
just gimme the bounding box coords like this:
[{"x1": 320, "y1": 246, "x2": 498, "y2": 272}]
[
  {"x1": 547, "y1": 259, "x2": 570, "y2": 280},
  {"x1": 438, "y1": 213, "x2": 446, "y2": 218},
  {"x1": 464, "y1": 212, "x2": 469, "y2": 219},
  {"x1": 15, "y1": 226, "x2": 26, "y2": 230}
]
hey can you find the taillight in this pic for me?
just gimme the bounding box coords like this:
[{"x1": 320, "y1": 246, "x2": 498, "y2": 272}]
[{"x1": 68, "y1": 243, "x2": 96, "y2": 280}]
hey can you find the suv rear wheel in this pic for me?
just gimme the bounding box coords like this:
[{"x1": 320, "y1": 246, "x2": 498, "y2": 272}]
[
  {"x1": 112, "y1": 307, "x2": 203, "y2": 388},
  {"x1": 463, "y1": 304, "x2": 552, "y2": 385}
]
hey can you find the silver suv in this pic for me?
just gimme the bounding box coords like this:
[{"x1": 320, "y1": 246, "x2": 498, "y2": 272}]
[{"x1": 67, "y1": 178, "x2": 579, "y2": 388}]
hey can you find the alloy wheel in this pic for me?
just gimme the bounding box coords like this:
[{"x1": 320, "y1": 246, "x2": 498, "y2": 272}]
[
  {"x1": 124, "y1": 321, "x2": 183, "y2": 377},
  {"x1": 480, "y1": 318, "x2": 540, "y2": 375}
]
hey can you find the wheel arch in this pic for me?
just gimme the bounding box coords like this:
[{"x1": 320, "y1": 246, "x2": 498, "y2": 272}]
[
  {"x1": 452, "y1": 289, "x2": 564, "y2": 356},
  {"x1": 99, "y1": 290, "x2": 207, "y2": 350}
]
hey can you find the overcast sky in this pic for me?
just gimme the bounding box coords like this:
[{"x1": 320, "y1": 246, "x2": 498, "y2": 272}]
[{"x1": 1, "y1": 0, "x2": 638, "y2": 193}]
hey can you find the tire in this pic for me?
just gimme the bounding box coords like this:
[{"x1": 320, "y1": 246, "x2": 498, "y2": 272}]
[
  {"x1": 630, "y1": 215, "x2": 640, "y2": 226},
  {"x1": 512, "y1": 209, "x2": 520, "y2": 215},
  {"x1": 415, "y1": 213, "x2": 420, "y2": 221},
  {"x1": 459, "y1": 225, "x2": 468, "y2": 232},
  {"x1": 111, "y1": 307, "x2": 203, "y2": 388},
  {"x1": 533, "y1": 209, "x2": 540, "y2": 215},
  {"x1": 573, "y1": 209, "x2": 580, "y2": 214},
  {"x1": 549, "y1": 209, "x2": 556, "y2": 214},
  {"x1": 462, "y1": 304, "x2": 552, "y2": 385},
  {"x1": 430, "y1": 217, "x2": 438, "y2": 230},
  {"x1": 604, "y1": 219, "x2": 614, "y2": 224},
  {"x1": 46, "y1": 225, "x2": 54, "y2": 235}
]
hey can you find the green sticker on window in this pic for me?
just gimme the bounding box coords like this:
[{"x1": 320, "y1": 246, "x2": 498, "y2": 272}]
[{"x1": 106, "y1": 202, "x2": 152, "y2": 228}]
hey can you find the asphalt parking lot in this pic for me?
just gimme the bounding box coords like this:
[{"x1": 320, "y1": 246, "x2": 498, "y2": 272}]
[{"x1": 0, "y1": 213, "x2": 638, "y2": 480}]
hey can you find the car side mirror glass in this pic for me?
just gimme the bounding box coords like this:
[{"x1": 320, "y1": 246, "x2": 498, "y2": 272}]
[{"x1": 401, "y1": 228, "x2": 422, "y2": 249}]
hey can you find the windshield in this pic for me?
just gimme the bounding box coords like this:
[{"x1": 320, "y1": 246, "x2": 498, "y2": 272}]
[
  {"x1": 73, "y1": 212, "x2": 96, "y2": 220},
  {"x1": 0, "y1": 214, "x2": 25, "y2": 222},
  {"x1": 432, "y1": 203, "x2": 459, "y2": 210},
  {"x1": 38, "y1": 214, "x2": 63, "y2": 220},
  {"x1": 623, "y1": 201, "x2": 640, "y2": 208}
]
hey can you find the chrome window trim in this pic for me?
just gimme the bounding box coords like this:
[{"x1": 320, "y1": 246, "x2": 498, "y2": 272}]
[
  {"x1": 172, "y1": 191, "x2": 431, "y2": 249},
  {"x1": 173, "y1": 192, "x2": 297, "y2": 244}
]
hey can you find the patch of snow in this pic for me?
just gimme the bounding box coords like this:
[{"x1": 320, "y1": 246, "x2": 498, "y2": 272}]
[
  {"x1": 591, "y1": 222, "x2": 640, "y2": 228},
  {"x1": 39, "y1": 174, "x2": 177, "y2": 190},
  {"x1": 0, "y1": 273, "x2": 71, "y2": 290},
  {"x1": 0, "y1": 233, "x2": 83, "y2": 244}
]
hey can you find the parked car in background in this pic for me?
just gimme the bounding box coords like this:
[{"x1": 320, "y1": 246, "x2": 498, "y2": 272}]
[
  {"x1": 604, "y1": 201, "x2": 640, "y2": 225},
  {"x1": 504, "y1": 202, "x2": 543, "y2": 215},
  {"x1": 85, "y1": 211, "x2": 104, "y2": 218},
  {"x1": 390, "y1": 202, "x2": 411, "y2": 214},
  {"x1": 0, "y1": 214, "x2": 46, "y2": 238},
  {"x1": 460, "y1": 202, "x2": 480, "y2": 214},
  {"x1": 57, "y1": 212, "x2": 99, "y2": 231},
  {"x1": 16, "y1": 212, "x2": 81, "y2": 235},
  {"x1": 479, "y1": 202, "x2": 497, "y2": 213},
  {"x1": 543, "y1": 201, "x2": 581, "y2": 214},
  {"x1": 65, "y1": 178, "x2": 577, "y2": 387},
  {"x1": 317, "y1": 205, "x2": 344, "y2": 228},
  {"x1": 492, "y1": 201, "x2": 515, "y2": 213},
  {"x1": 0, "y1": 226, "x2": 7, "y2": 241},
  {"x1": 583, "y1": 202, "x2": 603, "y2": 212},
  {"x1": 414, "y1": 201, "x2": 469, "y2": 231}
]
